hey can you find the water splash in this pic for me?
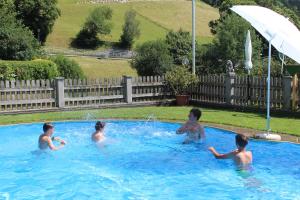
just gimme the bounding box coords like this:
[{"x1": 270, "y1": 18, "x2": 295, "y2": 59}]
[
  {"x1": 146, "y1": 114, "x2": 157, "y2": 122},
  {"x1": 84, "y1": 113, "x2": 97, "y2": 121}
]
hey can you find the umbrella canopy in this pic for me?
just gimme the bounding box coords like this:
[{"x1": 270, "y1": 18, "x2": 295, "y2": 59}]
[
  {"x1": 231, "y1": 5, "x2": 300, "y2": 64},
  {"x1": 231, "y1": 5, "x2": 300, "y2": 132},
  {"x1": 245, "y1": 30, "x2": 253, "y2": 74}
]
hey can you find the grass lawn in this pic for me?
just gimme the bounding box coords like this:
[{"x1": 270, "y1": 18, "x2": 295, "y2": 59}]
[
  {"x1": 1, "y1": 106, "x2": 299, "y2": 136},
  {"x1": 46, "y1": 0, "x2": 219, "y2": 49},
  {"x1": 70, "y1": 56, "x2": 137, "y2": 78}
]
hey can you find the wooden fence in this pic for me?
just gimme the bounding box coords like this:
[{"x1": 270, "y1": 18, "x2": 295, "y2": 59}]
[
  {"x1": 0, "y1": 80, "x2": 56, "y2": 112},
  {"x1": 0, "y1": 74, "x2": 299, "y2": 113}
]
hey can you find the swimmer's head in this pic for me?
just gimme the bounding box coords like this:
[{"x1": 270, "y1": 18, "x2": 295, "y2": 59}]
[
  {"x1": 236, "y1": 134, "x2": 249, "y2": 149},
  {"x1": 95, "y1": 121, "x2": 105, "y2": 131},
  {"x1": 189, "y1": 108, "x2": 202, "y2": 121},
  {"x1": 43, "y1": 123, "x2": 54, "y2": 135}
]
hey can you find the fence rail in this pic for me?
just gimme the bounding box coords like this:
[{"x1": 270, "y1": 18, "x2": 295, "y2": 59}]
[{"x1": 0, "y1": 74, "x2": 299, "y2": 113}]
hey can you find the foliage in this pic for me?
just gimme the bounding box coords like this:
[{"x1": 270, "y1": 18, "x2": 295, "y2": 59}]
[
  {"x1": 131, "y1": 40, "x2": 173, "y2": 76},
  {"x1": 209, "y1": 0, "x2": 300, "y2": 34},
  {"x1": 14, "y1": 0, "x2": 60, "y2": 44},
  {"x1": 0, "y1": 59, "x2": 59, "y2": 80},
  {"x1": 165, "y1": 66, "x2": 198, "y2": 95},
  {"x1": 73, "y1": 6, "x2": 113, "y2": 49},
  {"x1": 165, "y1": 29, "x2": 192, "y2": 65},
  {"x1": 50, "y1": 55, "x2": 85, "y2": 79},
  {"x1": 197, "y1": 14, "x2": 262, "y2": 75},
  {"x1": 119, "y1": 10, "x2": 140, "y2": 49},
  {"x1": 0, "y1": 6, "x2": 41, "y2": 60}
]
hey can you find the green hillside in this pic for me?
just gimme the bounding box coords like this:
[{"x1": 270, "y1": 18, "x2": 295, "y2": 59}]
[{"x1": 46, "y1": 0, "x2": 219, "y2": 50}]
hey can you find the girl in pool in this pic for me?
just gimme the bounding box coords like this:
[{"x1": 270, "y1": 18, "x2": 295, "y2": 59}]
[{"x1": 92, "y1": 121, "x2": 106, "y2": 142}]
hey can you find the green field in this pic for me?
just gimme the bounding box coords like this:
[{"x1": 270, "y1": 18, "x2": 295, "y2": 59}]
[
  {"x1": 46, "y1": 0, "x2": 219, "y2": 49},
  {"x1": 1, "y1": 107, "x2": 300, "y2": 136},
  {"x1": 70, "y1": 56, "x2": 137, "y2": 78}
]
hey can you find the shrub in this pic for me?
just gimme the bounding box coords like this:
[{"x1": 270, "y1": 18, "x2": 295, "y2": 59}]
[
  {"x1": 50, "y1": 55, "x2": 85, "y2": 79},
  {"x1": 73, "y1": 6, "x2": 113, "y2": 49},
  {"x1": 119, "y1": 10, "x2": 140, "y2": 49},
  {"x1": 165, "y1": 65, "x2": 198, "y2": 95},
  {"x1": 131, "y1": 40, "x2": 173, "y2": 76},
  {"x1": 165, "y1": 29, "x2": 192, "y2": 65},
  {"x1": 0, "y1": 59, "x2": 59, "y2": 80}
]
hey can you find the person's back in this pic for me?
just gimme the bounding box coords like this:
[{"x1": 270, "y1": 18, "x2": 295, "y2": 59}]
[
  {"x1": 92, "y1": 121, "x2": 106, "y2": 142},
  {"x1": 39, "y1": 133, "x2": 50, "y2": 150},
  {"x1": 235, "y1": 150, "x2": 252, "y2": 166}
]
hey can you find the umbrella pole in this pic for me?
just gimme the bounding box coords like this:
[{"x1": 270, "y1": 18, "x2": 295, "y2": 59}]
[{"x1": 266, "y1": 41, "x2": 272, "y2": 133}]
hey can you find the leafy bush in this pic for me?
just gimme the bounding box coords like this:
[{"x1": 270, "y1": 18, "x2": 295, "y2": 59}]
[
  {"x1": 0, "y1": 59, "x2": 59, "y2": 80},
  {"x1": 119, "y1": 10, "x2": 140, "y2": 49},
  {"x1": 165, "y1": 29, "x2": 192, "y2": 65},
  {"x1": 0, "y1": 5, "x2": 41, "y2": 60},
  {"x1": 197, "y1": 14, "x2": 262, "y2": 75},
  {"x1": 50, "y1": 55, "x2": 85, "y2": 79},
  {"x1": 73, "y1": 6, "x2": 113, "y2": 49},
  {"x1": 131, "y1": 40, "x2": 173, "y2": 76},
  {"x1": 165, "y1": 65, "x2": 198, "y2": 95}
]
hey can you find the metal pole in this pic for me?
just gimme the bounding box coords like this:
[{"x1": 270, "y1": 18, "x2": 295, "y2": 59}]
[
  {"x1": 192, "y1": 0, "x2": 196, "y2": 75},
  {"x1": 266, "y1": 41, "x2": 272, "y2": 132}
]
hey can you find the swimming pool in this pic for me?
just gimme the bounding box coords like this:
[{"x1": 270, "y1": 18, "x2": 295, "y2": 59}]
[{"x1": 0, "y1": 120, "x2": 299, "y2": 199}]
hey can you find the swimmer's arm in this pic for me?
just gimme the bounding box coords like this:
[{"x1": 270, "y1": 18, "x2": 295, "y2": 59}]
[
  {"x1": 176, "y1": 123, "x2": 188, "y2": 134},
  {"x1": 208, "y1": 147, "x2": 235, "y2": 159},
  {"x1": 52, "y1": 137, "x2": 66, "y2": 145},
  {"x1": 47, "y1": 138, "x2": 64, "y2": 151}
]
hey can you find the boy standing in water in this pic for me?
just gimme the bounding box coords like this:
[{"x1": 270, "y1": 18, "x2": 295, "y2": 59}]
[
  {"x1": 38, "y1": 123, "x2": 66, "y2": 151},
  {"x1": 209, "y1": 134, "x2": 253, "y2": 167},
  {"x1": 176, "y1": 108, "x2": 205, "y2": 144},
  {"x1": 91, "y1": 121, "x2": 106, "y2": 142}
]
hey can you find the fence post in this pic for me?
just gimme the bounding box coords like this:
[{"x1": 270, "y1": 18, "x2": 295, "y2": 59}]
[
  {"x1": 225, "y1": 72, "x2": 235, "y2": 105},
  {"x1": 55, "y1": 77, "x2": 65, "y2": 108},
  {"x1": 123, "y1": 76, "x2": 132, "y2": 103},
  {"x1": 282, "y1": 76, "x2": 292, "y2": 111},
  {"x1": 291, "y1": 75, "x2": 298, "y2": 111}
]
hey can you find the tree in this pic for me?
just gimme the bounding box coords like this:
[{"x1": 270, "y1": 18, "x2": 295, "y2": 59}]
[
  {"x1": 73, "y1": 6, "x2": 113, "y2": 49},
  {"x1": 14, "y1": 0, "x2": 60, "y2": 44},
  {"x1": 119, "y1": 10, "x2": 140, "y2": 49},
  {"x1": 165, "y1": 29, "x2": 192, "y2": 65},
  {"x1": 197, "y1": 14, "x2": 262, "y2": 74},
  {"x1": 0, "y1": 5, "x2": 41, "y2": 60},
  {"x1": 131, "y1": 40, "x2": 173, "y2": 76},
  {"x1": 209, "y1": 0, "x2": 300, "y2": 34}
]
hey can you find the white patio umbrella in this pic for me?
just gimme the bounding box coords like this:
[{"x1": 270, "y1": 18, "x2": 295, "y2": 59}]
[
  {"x1": 231, "y1": 5, "x2": 300, "y2": 133},
  {"x1": 245, "y1": 30, "x2": 253, "y2": 74}
]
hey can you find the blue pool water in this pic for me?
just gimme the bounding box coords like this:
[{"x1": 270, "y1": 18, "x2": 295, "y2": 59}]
[{"x1": 0, "y1": 121, "x2": 300, "y2": 200}]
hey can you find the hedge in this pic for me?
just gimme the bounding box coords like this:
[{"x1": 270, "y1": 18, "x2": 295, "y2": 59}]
[{"x1": 0, "y1": 59, "x2": 59, "y2": 80}]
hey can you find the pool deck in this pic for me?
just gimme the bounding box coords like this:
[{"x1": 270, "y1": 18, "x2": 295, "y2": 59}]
[{"x1": 204, "y1": 122, "x2": 300, "y2": 144}]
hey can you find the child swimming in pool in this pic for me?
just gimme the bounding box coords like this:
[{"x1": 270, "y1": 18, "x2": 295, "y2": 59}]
[
  {"x1": 208, "y1": 134, "x2": 252, "y2": 167},
  {"x1": 176, "y1": 108, "x2": 205, "y2": 144},
  {"x1": 38, "y1": 123, "x2": 66, "y2": 151},
  {"x1": 92, "y1": 121, "x2": 106, "y2": 142}
]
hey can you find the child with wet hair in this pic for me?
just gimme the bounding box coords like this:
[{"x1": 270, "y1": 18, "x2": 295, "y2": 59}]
[
  {"x1": 91, "y1": 121, "x2": 106, "y2": 142},
  {"x1": 176, "y1": 108, "x2": 205, "y2": 144},
  {"x1": 209, "y1": 134, "x2": 253, "y2": 167},
  {"x1": 38, "y1": 123, "x2": 66, "y2": 151}
]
